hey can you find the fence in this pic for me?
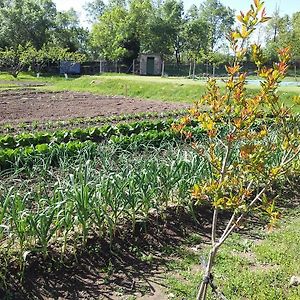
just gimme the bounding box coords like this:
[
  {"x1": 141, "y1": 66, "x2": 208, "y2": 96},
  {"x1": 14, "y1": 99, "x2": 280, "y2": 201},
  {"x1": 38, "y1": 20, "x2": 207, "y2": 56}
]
[{"x1": 1, "y1": 59, "x2": 300, "y2": 78}]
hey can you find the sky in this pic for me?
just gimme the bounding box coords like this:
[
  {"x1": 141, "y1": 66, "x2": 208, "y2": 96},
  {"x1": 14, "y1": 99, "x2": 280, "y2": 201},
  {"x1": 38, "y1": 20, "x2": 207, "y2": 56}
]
[{"x1": 53, "y1": 0, "x2": 300, "y2": 24}]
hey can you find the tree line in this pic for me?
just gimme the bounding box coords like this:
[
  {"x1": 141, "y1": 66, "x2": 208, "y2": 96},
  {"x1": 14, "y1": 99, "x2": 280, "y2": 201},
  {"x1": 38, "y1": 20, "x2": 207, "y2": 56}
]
[{"x1": 0, "y1": 0, "x2": 299, "y2": 76}]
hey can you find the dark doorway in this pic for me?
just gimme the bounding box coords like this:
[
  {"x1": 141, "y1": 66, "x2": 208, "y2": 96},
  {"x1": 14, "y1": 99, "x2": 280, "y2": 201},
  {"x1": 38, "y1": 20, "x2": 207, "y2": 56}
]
[{"x1": 146, "y1": 57, "x2": 155, "y2": 75}]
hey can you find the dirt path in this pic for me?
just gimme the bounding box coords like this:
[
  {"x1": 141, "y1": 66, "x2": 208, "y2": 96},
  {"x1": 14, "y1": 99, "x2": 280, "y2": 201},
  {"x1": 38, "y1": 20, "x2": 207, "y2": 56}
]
[{"x1": 0, "y1": 90, "x2": 190, "y2": 124}]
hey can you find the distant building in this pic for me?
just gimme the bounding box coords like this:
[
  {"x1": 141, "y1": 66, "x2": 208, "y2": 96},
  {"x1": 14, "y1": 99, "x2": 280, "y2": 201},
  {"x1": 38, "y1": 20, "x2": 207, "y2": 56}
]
[{"x1": 139, "y1": 54, "x2": 162, "y2": 76}]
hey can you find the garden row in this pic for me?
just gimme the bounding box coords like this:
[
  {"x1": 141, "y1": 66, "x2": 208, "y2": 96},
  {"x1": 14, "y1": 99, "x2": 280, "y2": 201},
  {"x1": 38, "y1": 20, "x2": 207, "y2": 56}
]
[
  {"x1": 0, "y1": 146, "x2": 208, "y2": 285},
  {"x1": 0, "y1": 127, "x2": 295, "y2": 289},
  {"x1": 1, "y1": 113, "x2": 284, "y2": 150},
  {"x1": 0, "y1": 119, "x2": 176, "y2": 149},
  {"x1": 0, "y1": 109, "x2": 186, "y2": 134},
  {"x1": 1, "y1": 114, "x2": 291, "y2": 171}
]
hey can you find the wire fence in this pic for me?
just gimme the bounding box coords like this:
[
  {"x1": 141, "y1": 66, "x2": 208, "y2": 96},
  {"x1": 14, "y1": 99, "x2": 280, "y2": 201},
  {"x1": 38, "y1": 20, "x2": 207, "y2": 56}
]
[{"x1": 1, "y1": 59, "x2": 299, "y2": 78}]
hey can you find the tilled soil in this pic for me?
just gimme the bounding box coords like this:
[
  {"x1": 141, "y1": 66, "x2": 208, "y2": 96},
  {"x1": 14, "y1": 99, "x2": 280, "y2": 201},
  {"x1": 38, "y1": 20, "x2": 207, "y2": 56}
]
[
  {"x1": 0, "y1": 206, "x2": 215, "y2": 300},
  {"x1": 0, "y1": 90, "x2": 190, "y2": 124}
]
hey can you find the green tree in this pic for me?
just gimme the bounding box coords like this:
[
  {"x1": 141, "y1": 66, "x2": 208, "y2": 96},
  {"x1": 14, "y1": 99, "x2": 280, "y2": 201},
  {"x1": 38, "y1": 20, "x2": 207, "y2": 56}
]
[
  {"x1": 143, "y1": 0, "x2": 184, "y2": 62},
  {"x1": 198, "y1": 0, "x2": 234, "y2": 60},
  {"x1": 0, "y1": 0, "x2": 57, "y2": 49},
  {"x1": 90, "y1": 6, "x2": 129, "y2": 61},
  {"x1": 126, "y1": 0, "x2": 154, "y2": 62},
  {"x1": 84, "y1": 0, "x2": 106, "y2": 24},
  {"x1": 90, "y1": 0, "x2": 154, "y2": 63},
  {"x1": 265, "y1": 12, "x2": 300, "y2": 62},
  {"x1": 51, "y1": 8, "x2": 89, "y2": 53},
  {"x1": 0, "y1": 43, "x2": 35, "y2": 77},
  {"x1": 183, "y1": 12, "x2": 208, "y2": 62}
]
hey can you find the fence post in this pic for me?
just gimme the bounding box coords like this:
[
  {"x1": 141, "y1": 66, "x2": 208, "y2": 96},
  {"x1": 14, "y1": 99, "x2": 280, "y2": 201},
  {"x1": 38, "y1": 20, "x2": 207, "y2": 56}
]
[
  {"x1": 133, "y1": 59, "x2": 135, "y2": 75},
  {"x1": 161, "y1": 61, "x2": 165, "y2": 77},
  {"x1": 192, "y1": 59, "x2": 196, "y2": 79},
  {"x1": 99, "y1": 60, "x2": 102, "y2": 74},
  {"x1": 189, "y1": 62, "x2": 192, "y2": 77},
  {"x1": 206, "y1": 62, "x2": 209, "y2": 77}
]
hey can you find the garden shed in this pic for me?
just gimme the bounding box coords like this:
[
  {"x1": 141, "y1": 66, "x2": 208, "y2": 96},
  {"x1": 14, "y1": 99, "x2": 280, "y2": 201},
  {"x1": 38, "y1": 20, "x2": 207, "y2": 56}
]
[{"x1": 139, "y1": 54, "x2": 162, "y2": 75}]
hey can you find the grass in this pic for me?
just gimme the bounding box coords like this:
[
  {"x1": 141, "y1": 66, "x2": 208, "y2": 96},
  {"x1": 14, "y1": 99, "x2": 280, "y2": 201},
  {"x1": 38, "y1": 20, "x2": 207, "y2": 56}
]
[
  {"x1": 0, "y1": 72, "x2": 299, "y2": 110},
  {"x1": 165, "y1": 214, "x2": 300, "y2": 300},
  {"x1": 45, "y1": 74, "x2": 208, "y2": 102},
  {"x1": 46, "y1": 74, "x2": 300, "y2": 112}
]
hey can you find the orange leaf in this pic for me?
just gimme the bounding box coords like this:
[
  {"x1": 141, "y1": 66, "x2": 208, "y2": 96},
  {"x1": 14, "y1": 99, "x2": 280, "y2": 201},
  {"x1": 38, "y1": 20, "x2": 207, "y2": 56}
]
[{"x1": 254, "y1": 0, "x2": 259, "y2": 8}]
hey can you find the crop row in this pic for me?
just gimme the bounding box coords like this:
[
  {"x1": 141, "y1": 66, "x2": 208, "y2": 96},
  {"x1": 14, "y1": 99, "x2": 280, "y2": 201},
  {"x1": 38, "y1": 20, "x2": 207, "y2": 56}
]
[
  {"x1": 1, "y1": 113, "x2": 286, "y2": 151},
  {"x1": 0, "y1": 126, "x2": 209, "y2": 171},
  {"x1": 0, "y1": 119, "x2": 176, "y2": 149},
  {"x1": 0, "y1": 150, "x2": 207, "y2": 283},
  {"x1": 0, "y1": 109, "x2": 186, "y2": 134},
  {"x1": 1, "y1": 133, "x2": 297, "y2": 289}
]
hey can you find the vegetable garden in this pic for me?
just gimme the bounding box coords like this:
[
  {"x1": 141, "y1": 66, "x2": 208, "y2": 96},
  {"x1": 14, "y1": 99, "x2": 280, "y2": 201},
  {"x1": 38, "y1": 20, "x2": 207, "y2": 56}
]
[
  {"x1": 0, "y1": 90, "x2": 299, "y2": 298},
  {"x1": 0, "y1": 1, "x2": 300, "y2": 298}
]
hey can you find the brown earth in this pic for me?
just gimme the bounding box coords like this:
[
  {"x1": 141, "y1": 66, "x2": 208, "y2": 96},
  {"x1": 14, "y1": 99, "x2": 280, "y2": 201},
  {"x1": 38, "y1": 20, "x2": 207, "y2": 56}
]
[
  {"x1": 0, "y1": 90, "x2": 190, "y2": 124},
  {"x1": 0, "y1": 206, "x2": 215, "y2": 300}
]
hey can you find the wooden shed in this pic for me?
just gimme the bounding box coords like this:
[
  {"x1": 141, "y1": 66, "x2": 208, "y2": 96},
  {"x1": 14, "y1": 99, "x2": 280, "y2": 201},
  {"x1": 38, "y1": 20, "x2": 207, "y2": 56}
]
[{"x1": 139, "y1": 54, "x2": 162, "y2": 75}]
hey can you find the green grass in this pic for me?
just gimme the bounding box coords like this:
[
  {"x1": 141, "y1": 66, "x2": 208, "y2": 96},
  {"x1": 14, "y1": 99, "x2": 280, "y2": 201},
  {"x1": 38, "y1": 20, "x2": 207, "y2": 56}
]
[
  {"x1": 165, "y1": 216, "x2": 300, "y2": 299},
  {"x1": 0, "y1": 72, "x2": 299, "y2": 109},
  {"x1": 45, "y1": 74, "x2": 207, "y2": 102},
  {"x1": 0, "y1": 71, "x2": 75, "y2": 83},
  {"x1": 44, "y1": 74, "x2": 299, "y2": 107}
]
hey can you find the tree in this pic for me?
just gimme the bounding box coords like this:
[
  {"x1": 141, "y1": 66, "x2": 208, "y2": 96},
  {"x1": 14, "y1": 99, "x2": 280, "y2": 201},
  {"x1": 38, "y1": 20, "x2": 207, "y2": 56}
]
[
  {"x1": 84, "y1": 0, "x2": 106, "y2": 24},
  {"x1": 265, "y1": 12, "x2": 300, "y2": 63},
  {"x1": 198, "y1": 0, "x2": 234, "y2": 62},
  {"x1": 143, "y1": 0, "x2": 184, "y2": 62},
  {"x1": 0, "y1": 43, "x2": 35, "y2": 77},
  {"x1": 107, "y1": 0, "x2": 126, "y2": 9},
  {"x1": 182, "y1": 14, "x2": 208, "y2": 62},
  {"x1": 174, "y1": 1, "x2": 300, "y2": 299},
  {"x1": 30, "y1": 45, "x2": 83, "y2": 77},
  {"x1": 0, "y1": 0, "x2": 57, "y2": 49},
  {"x1": 90, "y1": 6, "x2": 129, "y2": 61},
  {"x1": 51, "y1": 8, "x2": 89, "y2": 53}
]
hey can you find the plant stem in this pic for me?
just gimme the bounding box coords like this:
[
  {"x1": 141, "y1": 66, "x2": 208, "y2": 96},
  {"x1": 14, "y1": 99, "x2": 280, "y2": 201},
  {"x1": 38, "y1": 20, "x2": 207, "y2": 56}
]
[{"x1": 197, "y1": 245, "x2": 219, "y2": 300}]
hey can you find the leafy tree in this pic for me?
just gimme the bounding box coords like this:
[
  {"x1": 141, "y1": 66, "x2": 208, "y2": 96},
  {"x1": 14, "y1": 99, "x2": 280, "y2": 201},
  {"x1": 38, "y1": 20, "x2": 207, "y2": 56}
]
[
  {"x1": 0, "y1": 0, "x2": 57, "y2": 49},
  {"x1": 198, "y1": 0, "x2": 234, "y2": 61},
  {"x1": 84, "y1": 0, "x2": 106, "y2": 24},
  {"x1": 125, "y1": 0, "x2": 153, "y2": 62},
  {"x1": 107, "y1": 0, "x2": 126, "y2": 9},
  {"x1": 90, "y1": 6, "x2": 129, "y2": 61},
  {"x1": 51, "y1": 8, "x2": 89, "y2": 53},
  {"x1": 0, "y1": 43, "x2": 35, "y2": 77},
  {"x1": 30, "y1": 45, "x2": 84, "y2": 77},
  {"x1": 174, "y1": 1, "x2": 300, "y2": 299},
  {"x1": 90, "y1": 0, "x2": 154, "y2": 63},
  {"x1": 143, "y1": 0, "x2": 184, "y2": 61},
  {"x1": 182, "y1": 14, "x2": 208, "y2": 62},
  {"x1": 265, "y1": 12, "x2": 300, "y2": 62}
]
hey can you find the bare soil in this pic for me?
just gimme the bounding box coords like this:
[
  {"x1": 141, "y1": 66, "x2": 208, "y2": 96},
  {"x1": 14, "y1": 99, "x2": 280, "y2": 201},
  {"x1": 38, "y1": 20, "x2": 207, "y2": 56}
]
[
  {"x1": 0, "y1": 90, "x2": 190, "y2": 124},
  {"x1": 0, "y1": 206, "x2": 214, "y2": 300}
]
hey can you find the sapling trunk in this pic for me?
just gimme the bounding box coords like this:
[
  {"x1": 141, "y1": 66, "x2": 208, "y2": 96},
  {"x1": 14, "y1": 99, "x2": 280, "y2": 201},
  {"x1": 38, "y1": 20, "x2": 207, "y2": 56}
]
[
  {"x1": 170, "y1": 2, "x2": 300, "y2": 299},
  {"x1": 197, "y1": 245, "x2": 219, "y2": 300}
]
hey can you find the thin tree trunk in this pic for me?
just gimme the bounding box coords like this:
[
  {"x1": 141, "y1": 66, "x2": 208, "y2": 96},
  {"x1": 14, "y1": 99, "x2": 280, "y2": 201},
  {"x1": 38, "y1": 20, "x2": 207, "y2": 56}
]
[{"x1": 197, "y1": 245, "x2": 218, "y2": 300}]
